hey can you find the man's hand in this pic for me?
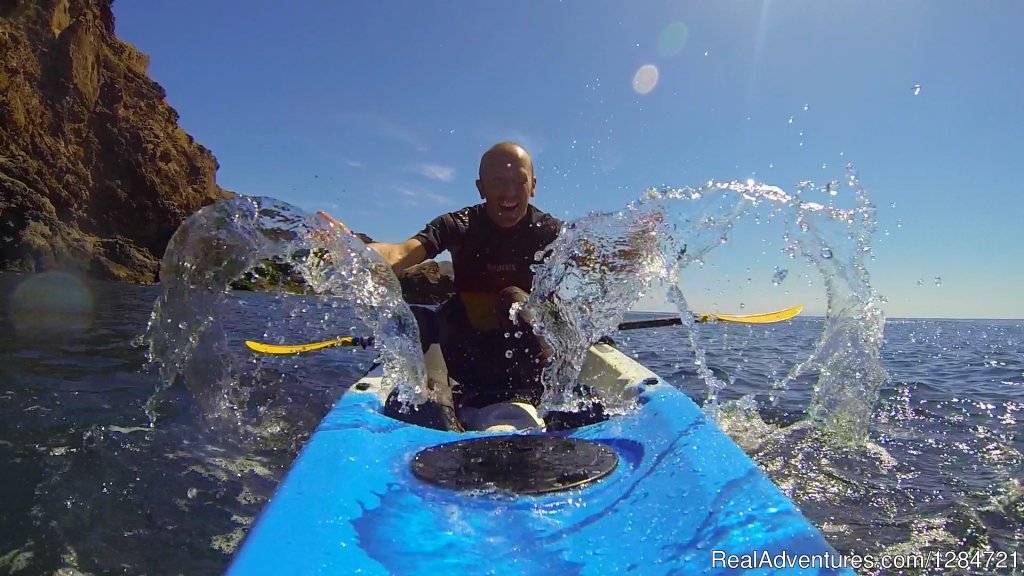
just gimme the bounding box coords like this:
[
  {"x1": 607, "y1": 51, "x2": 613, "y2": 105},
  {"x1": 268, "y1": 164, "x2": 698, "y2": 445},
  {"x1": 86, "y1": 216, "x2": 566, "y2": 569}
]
[
  {"x1": 312, "y1": 211, "x2": 428, "y2": 273},
  {"x1": 306, "y1": 211, "x2": 354, "y2": 250},
  {"x1": 497, "y1": 286, "x2": 534, "y2": 330},
  {"x1": 316, "y1": 211, "x2": 352, "y2": 235}
]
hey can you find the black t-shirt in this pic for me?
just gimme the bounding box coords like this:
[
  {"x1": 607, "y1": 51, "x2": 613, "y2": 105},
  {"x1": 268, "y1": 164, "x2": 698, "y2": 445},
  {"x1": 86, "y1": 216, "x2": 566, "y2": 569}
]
[{"x1": 413, "y1": 204, "x2": 562, "y2": 330}]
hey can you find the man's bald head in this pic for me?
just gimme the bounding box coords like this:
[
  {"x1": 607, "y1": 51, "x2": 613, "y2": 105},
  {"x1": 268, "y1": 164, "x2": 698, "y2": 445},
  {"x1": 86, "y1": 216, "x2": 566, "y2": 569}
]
[
  {"x1": 476, "y1": 142, "x2": 537, "y2": 228},
  {"x1": 479, "y1": 142, "x2": 534, "y2": 180}
]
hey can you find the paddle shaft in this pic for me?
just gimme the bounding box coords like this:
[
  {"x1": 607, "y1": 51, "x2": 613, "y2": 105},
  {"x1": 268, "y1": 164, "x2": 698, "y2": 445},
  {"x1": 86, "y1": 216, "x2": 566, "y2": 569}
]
[
  {"x1": 247, "y1": 306, "x2": 801, "y2": 354},
  {"x1": 617, "y1": 316, "x2": 690, "y2": 331}
]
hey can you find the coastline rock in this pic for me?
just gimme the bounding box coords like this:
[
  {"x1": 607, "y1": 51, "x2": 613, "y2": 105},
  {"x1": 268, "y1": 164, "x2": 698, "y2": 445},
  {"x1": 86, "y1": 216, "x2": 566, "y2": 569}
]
[{"x1": 0, "y1": 0, "x2": 231, "y2": 282}]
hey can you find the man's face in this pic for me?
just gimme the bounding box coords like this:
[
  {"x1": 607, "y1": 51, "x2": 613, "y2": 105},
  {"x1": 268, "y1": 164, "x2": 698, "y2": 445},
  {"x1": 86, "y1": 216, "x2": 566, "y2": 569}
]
[{"x1": 476, "y1": 150, "x2": 535, "y2": 228}]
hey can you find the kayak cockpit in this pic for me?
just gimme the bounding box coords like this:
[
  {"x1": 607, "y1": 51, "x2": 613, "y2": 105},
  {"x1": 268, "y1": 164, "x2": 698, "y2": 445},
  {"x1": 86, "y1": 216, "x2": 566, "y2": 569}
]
[{"x1": 348, "y1": 342, "x2": 660, "y2": 433}]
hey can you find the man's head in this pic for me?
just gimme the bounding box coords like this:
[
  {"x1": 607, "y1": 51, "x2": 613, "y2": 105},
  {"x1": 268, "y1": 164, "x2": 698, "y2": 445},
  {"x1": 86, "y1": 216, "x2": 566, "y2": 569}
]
[{"x1": 476, "y1": 142, "x2": 536, "y2": 228}]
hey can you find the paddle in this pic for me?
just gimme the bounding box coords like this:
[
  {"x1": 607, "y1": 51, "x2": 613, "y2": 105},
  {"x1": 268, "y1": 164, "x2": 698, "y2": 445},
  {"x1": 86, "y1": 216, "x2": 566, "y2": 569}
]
[
  {"x1": 617, "y1": 304, "x2": 804, "y2": 331},
  {"x1": 244, "y1": 305, "x2": 803, "y2": 355},
  {"x1": 244, "y1": 336, "x2": 374, "y2": 355}
]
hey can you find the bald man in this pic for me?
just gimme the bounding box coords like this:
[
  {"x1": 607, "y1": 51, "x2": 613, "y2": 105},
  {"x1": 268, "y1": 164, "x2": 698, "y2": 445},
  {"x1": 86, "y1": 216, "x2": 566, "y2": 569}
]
[{"x1": 321, "y1": 143, "x2": 562, "y2": 431}]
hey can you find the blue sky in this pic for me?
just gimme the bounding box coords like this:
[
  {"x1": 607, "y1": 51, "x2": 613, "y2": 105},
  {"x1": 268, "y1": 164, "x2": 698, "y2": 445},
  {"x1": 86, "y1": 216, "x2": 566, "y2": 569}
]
[{"x1": 114, "y1": 1, "x2": 1023, "y2": 318}]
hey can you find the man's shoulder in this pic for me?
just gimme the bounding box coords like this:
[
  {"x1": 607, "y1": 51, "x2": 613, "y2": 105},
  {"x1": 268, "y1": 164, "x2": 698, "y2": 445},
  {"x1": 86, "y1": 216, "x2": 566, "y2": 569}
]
[
  {"x1": 528, "y1": 205, "x2": 564, "y2": 233},
  {"x1": 427, "y1": 204, "x2": 481, "y2": 227}
]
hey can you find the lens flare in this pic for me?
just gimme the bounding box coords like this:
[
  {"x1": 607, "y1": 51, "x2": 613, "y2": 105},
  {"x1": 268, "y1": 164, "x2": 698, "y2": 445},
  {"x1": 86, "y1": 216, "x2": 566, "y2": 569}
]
[
  {"x1": 10, "y1": 271, "x2": 94, "y2": 338},
  {"x1": 632, "y1": 64, "x2": 659, "y2": 95},
  {"x1": 657, "y1": 22, "x2": 689, "y2": 58}
]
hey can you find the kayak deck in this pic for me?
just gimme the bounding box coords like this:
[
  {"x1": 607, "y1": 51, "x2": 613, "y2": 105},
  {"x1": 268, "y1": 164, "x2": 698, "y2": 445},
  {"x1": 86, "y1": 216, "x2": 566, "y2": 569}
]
[{"x1": 229, "y1": 344, "x2": 853, "y2": 575}]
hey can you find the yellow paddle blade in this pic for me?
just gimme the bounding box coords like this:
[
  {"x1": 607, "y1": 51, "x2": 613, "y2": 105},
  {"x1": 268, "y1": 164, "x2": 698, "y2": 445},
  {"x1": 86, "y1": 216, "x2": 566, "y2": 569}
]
[
  {"x1": 244, "y1": 336, "x2": 359, "y2": 355},
  {"x1": 704, "y1": 305, "x2": 804, "y2": 324}
]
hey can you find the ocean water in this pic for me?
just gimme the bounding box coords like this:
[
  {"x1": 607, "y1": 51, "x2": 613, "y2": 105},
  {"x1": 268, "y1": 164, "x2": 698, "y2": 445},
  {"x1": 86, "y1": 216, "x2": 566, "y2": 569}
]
[{"x1": 0, "y1": 272, "x2": 1021, "y2": 575}]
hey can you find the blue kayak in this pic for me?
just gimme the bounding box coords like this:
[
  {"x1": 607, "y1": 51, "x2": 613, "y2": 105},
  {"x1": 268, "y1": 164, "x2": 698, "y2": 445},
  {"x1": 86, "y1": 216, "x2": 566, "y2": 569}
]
[{"x1": 229, "y1": 343, "x2": 853, "y2": 575}]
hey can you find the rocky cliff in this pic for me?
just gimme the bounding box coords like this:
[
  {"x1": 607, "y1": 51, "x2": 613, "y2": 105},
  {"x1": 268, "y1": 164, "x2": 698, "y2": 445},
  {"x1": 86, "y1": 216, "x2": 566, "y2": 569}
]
[
  {"x1": 0, "y1": 0, "x2": 232, "y2": 282},
  {"x1": 0, "y1": 0, "x2": 457, "y2": 301}
]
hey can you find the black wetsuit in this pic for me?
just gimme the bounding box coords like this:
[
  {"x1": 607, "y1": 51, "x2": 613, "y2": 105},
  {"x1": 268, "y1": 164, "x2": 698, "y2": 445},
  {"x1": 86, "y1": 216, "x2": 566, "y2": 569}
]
[{"x1": 412, "y1": 204, "x2": 562, "y2": 409}]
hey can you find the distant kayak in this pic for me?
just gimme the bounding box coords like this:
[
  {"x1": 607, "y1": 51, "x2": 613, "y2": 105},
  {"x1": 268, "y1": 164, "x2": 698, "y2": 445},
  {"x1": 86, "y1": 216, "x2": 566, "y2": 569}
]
[{"x1": 229, "y1": 341, "x2": 853, "y2": 575}]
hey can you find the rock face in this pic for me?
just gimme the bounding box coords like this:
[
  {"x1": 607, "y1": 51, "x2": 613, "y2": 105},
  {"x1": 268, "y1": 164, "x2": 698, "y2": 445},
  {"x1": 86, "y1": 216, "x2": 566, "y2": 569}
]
[{"x1": 0, "y1": 0, "x2": 231, "y2": 282}]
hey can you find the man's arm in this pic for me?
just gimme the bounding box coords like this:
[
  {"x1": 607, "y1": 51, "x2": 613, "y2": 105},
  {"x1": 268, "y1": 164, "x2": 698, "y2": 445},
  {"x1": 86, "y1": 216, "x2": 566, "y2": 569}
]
[
  {"x1": 369, "y1": 238, "x2": 428, "y2": 273},
  {"x1": 317, "y1": 211, "x2": 429, "y2": 273}
]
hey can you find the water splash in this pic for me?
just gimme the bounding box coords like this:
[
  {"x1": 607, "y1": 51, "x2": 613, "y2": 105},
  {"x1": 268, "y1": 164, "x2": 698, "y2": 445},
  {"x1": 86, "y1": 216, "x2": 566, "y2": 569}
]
[
  {"x1": 143, "y1": 196, "x2": 425, "y2": 427},
  {"x1": 775, "y1": 168, "x2": 887, "y2": 443},
  {"x1": 526, "y1": 202, "x2": 674, "y2": 412},
  {"x1": 772, "y1": 267, "x2": 789, "y2": 286},
  {"x1": 528, "y1": 172, "x2": 886, "y2": 443}
]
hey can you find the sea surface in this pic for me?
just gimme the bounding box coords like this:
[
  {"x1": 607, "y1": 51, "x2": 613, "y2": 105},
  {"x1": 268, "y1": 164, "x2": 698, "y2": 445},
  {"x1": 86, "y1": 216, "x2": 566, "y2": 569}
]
[{"x1": 0, "y1": 272, "x2": 1021, "y2": 575}]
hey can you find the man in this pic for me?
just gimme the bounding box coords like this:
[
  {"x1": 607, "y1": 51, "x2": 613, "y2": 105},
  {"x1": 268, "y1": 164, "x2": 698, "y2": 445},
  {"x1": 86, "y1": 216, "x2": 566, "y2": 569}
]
[{"x1": 319, "y1": 142, "x2": 562, "y2": 431}]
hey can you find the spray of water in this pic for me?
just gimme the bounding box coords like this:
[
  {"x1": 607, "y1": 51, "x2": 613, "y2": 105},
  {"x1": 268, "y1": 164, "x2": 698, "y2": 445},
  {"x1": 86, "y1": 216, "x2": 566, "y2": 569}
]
[
  {"x1": 773, "y1": 167, "x2": 887, "y2": 442},
  {"x1": 527, "y1": 171, "x2": 886, "y2": 443},
  {"x1": 143, "y1": 196, "x2": 426, "y2": 427},
  {"x1": 145, "y1": 168, "x2": 886, "y2": 446}
]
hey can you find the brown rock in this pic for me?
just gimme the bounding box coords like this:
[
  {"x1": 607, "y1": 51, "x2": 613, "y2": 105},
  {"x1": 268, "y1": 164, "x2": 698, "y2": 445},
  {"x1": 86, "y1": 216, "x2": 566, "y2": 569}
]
[
  {"x1": 398, "y1": 259, "x2": 454, "y2": 305},
  {"x1": 0, "y1": 0, "x2": 231, "y2": 283},
  {"x1": 351, "y1": 232, "x2": 455, "y2": 303}
]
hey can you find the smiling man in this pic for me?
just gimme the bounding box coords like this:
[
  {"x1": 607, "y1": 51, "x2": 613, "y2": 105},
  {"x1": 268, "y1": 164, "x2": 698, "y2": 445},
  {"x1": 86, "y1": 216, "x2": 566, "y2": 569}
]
[{"x1": 320, "y1": 142, "x2": 562, "y2": 431}]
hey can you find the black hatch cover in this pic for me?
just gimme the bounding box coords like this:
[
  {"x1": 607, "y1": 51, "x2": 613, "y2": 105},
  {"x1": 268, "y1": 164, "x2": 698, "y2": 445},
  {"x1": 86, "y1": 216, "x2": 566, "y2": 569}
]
[{"x1": 411, "y1": 436, "x2": 618, "y2": 495}]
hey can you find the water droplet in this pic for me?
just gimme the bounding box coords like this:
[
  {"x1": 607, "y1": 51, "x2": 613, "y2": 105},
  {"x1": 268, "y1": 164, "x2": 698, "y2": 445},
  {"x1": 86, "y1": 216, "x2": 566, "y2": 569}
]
[
  {"x1": 187, "y1": 488, "x2": 198, "y2": 499},
  {"x1": 933, "y1": 276, "x2": 942, "y2": 287},
  {"x1": 772, "y1": 268, "x2": 789, "y2": 286},
  {"x1": 514, "y1": 331, "x2": 523, "y2": 339},
  {"x1": 896, "y1": 220, "x2": 903, "y2": 228},
  {"x1": 820, "y1": 248, "x2": 833, "y2": 259},
  {"x1": 788, "y1": 116, "x2": 794, "y2": 124},
  {"x1": 703, "y1": 50, "x2": 709, "y2": 56},
  {"x1": 178, "y1": 322, "x2": 187, "y2": 329},
  {"x1": 916, "y1": 279, "x2": 924, "y2": 287},
  {"x1": 803, "y1": 103, "x2": 809, "y2": 111},
  {"x1": 505, "y1": 350, "x2": 513, "y2": 359},
  {"x1": 739, "y1": 302, "x2": 746, "y2": 309},
  {"x1": 889, "y1": 202, "x2": 896, "y2": 209},
  {"x1": 912, "y1": 84, "x2": 921, "y2": 96}
]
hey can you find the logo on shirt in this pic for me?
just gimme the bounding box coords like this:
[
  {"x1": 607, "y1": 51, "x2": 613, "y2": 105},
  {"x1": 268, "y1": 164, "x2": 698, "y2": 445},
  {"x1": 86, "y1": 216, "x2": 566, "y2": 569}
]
[{"x1": 487, "y1": 263, "x2": 517, "y2": 273}]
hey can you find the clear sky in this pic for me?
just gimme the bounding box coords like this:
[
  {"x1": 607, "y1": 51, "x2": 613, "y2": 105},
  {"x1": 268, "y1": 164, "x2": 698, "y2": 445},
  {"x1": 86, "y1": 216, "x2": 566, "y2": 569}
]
[{"x1": 113, "y1": 1, "x2": 1023, "y2": 319}]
